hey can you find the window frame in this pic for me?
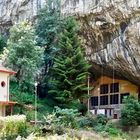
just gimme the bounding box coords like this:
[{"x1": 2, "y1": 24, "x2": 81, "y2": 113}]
[
  {"x1": 91, "y1": 96, "x2": 98, "y2": 106},
  {"x1": 100, "y1": 84, "x2": 109, "y2": 94},
  {"x1": 100, "y1": 95, "x2": 108, "y2": 105},
  {"x1": 110, "y1": 83, "x2": 119, "y2": 93},
  {"x1": 110, "y1": 94, "x2": 119, "y2": 104}
]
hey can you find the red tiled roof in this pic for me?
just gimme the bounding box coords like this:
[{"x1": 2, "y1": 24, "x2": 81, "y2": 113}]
[
  {"x1": 0, "y1": 61, "x2": 16, "y2": 75},
  {"x1": 0, "y1": 69, "x2": 16, "y2": 75}
]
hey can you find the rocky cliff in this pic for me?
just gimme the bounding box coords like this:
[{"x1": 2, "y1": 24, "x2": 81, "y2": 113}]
[
  {"x1": 0, "y1": 0, "x2": 140, "y2": 85},
  {"x1": 61, "y1": 0, "x2": 140, "y2": 85},
  {"x1": 0, "y1": 0, "x2": 46, "y2": 35}
]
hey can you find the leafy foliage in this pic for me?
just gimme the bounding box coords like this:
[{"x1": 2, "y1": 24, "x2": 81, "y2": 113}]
[
  {"x1": 4, "y1": 22, "x2": 43, "y2": 92},
  {"x1": 0, "y1": 115, "x2": 28, "y2": 139},
  {"x1": 10, "y1": 82, "x2": 34, "y2": 105},
  {"x1": 95, "y1": 114, "x2": 108, "y2": 125},
  {"x1": 10, "y1": 82, "x2": 53, "y2": 121},
  {"x1": 121, "y1": 96, "x2": 140, "y2": 130},
  {"x1": 105, "y1": 124, "x2": 121, "y2": 136},
  {"x1": 36, "y1": 0, "x2": 61, "y2": 80},
  {"x1": 42, "y1": 110, "x2": 121, "y2": 137},
  {"x1": 0, "y1": 35, "x2": 6, "y2": 53},
  {"x1": 48, "y1": 17, "x2": 91, "y2": 109},
  {"x1": 93, "y1": 115, "x2": 121, "y2": 136},
  {"x1": 36, "y1": 0, "x2": 60, "y2": 47},
  {"x1": 77, "y1": 114, "x2": 96, "y2": 128},
  {"x1": 45, "y1": 107, "x2": 80, "y2": 130}
]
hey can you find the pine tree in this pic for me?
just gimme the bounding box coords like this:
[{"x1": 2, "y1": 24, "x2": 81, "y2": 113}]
[{"x1": 48, "y1": 17, "x2": 91, "y2": 109}]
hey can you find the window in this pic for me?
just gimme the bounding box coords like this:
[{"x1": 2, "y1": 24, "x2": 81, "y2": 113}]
[
  {"x1": 120, "y1": 93, "x2": 130, "y2": 103},
  {"x1": 100, "y1": 95, "x2": 108, "y2": 105},
  {"x1": 100, "y1": 84, "x2": 108, "y2": 94},
  {"x1": 110, "y1": 83, "x2": 119, "y2": 93},
  {"x1": 1, "y1": 81, "x2": 6, "y2": 87},
  {"x1": 91, "y1": 96, "x2": 98, "y2": 106},
  {"x1": 110, "y1": 94, "x2": 119, "y2": 104}
]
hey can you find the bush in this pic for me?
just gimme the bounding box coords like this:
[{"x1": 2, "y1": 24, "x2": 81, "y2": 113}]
[
  {"x1": 42, "y1": 107, "x2": 81, "y2": 135},
  {"x1": 121, "y1": 96, "x2": 140, "y2": 130},
  {"x1": 0, "y1": 115, "x2": 28, "y2": 139},
  {"x1": 94, "y1": 123, "x2": 106, "y2": 132},
  {"x1": 95, "y1": 114, "x2": 108, "y2": 125},
  {"x1": 46, "y1": 107, "x2": 80, "y2": 127},
  {"x1": 77, "y1": 114, "x2": 95, "y2": 128},
  {"x1": 53, "y1": 107, "x2": 81, "y2": 129},
  {"x1": 105, "y1": 124, "x2": 121, "y2": 136},
  {"x1": 94, "y1": 123, "x2": 121, "y2": 136},
  {"x1": 10, "y1": 82, "x2": 35, "y2": 105},
  {"x1": 93, "y1": 115, "x2": 120, "y2": 136}
]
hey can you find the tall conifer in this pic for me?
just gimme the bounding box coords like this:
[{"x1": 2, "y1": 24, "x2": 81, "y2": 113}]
[{"x1": 49, "y1": 17, "x2": 91, "y2": 109}]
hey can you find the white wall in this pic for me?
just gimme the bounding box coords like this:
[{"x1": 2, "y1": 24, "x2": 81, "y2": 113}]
[{"x1": 0, "y1": 73, "x2": 9, "y2": 102}]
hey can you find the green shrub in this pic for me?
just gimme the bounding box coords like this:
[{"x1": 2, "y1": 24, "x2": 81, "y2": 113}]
[
  {"x1": 93, "y1": 115, "x2": 120, "y2": 136},
  {"x1": 94, "y1": 123, "x2": 106, "y2": 132},
  {"x1": 43, "y1": 107, "x2": 81, "y2": 135},
  {"x1": 77, "y1": 114, "x2": 95, "y2": 128},
  {"x1": 10, "y1": 82, "x2": 35, "y2": 105},
  {"x1": 26, "y1": 110, "x2": 45, "y2": 122},
  {"x1": 68, "y1": 100, "x2": 87, "y2": 115},
  {"x1": 54, "y1": 107, "x2": 81, "y2": 128},
  {"x1": 78, "y1": 116, "x2": 93, "y2": 128},
  {"x1": 105, "y1": 124, "x2": 121, "y2": 136},
  {"x1": 94, "y1": 123, "x2": 121, "y2": 136},
  {"x1": 95, "y1": 114, "x2": 108, "y2": 125},
  {"x1": 121, "y1": 96, "x2": 140, "y2": 130},
  {"x1": 0, "y1": 115, "x2": 28, "y2": 139}
]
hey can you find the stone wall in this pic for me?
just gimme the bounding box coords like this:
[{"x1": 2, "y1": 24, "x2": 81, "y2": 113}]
[{"x1": 61, "y1": 0, "x2": 140, "y2": 84}]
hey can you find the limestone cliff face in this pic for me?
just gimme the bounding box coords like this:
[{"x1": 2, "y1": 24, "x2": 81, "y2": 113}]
[
  {"x1": 0, "y1": 0, "x2": 140, "y2": 84},
  {"x1": 0, "y1": 0, "x2": 46, "y2": 35},
  {"x1": 61, "y1": 0, "x2": 140, "y2": 85}
]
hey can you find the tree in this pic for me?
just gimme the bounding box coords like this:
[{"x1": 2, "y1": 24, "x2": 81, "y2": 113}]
[
  {"x1": 0, "y1": 35, "x2": 6, "y2": 53},
  {"x1": 48, "y1": 17, "x2": 91, "y2": 109},
  {"x1": 5, "y1": 22, "x2": 43, "y2": 92},
  {"x1": 35, "y1": 0, "x2": 61, "y2": 97},
  {"x1": 121, "y1": 96, "x2": 140, "y2": 130},
  {"x1": 36, "y1": 0, "x2": 61, "y2": 74}
]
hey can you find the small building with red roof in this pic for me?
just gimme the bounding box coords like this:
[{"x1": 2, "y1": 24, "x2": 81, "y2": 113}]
[{"x1": 0, "y1": 61, "x2": 16, "y2": 116}]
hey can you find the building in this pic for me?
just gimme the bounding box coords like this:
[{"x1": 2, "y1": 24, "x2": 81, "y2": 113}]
[
  {"x1": 90, "y1": 76, "x2": 139, "y2": 119},
  {"x1": 0, "y1": 63, "x2": 16, "y2": 116}
]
